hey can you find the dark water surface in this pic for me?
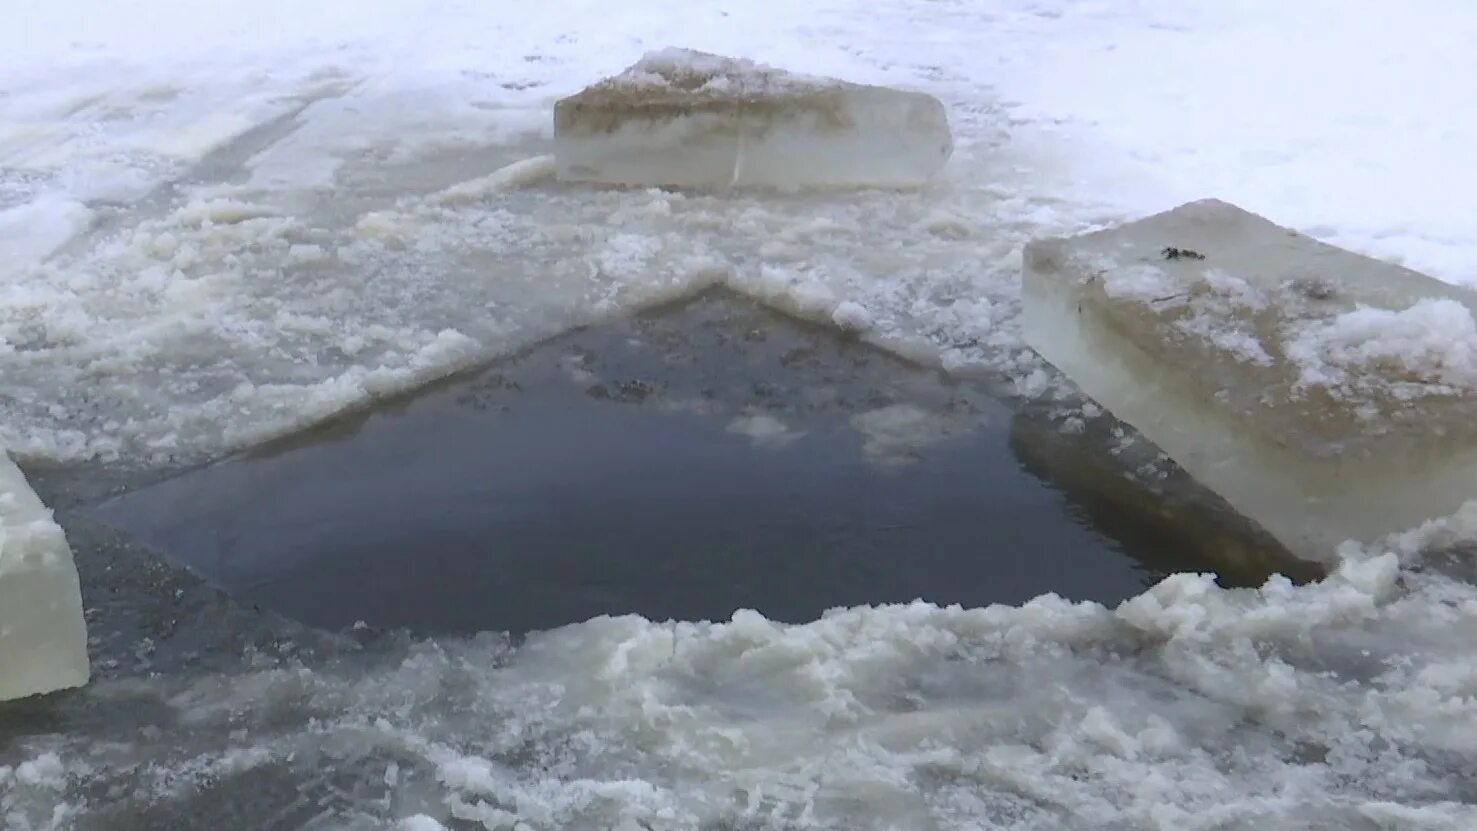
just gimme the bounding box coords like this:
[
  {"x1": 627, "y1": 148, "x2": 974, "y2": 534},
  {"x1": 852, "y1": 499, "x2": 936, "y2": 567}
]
[{"x1": 83, "y1": 291, "x2": 1313, "y2": 635}]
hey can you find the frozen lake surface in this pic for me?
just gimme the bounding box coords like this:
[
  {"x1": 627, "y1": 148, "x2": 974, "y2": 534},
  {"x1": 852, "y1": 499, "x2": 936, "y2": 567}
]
[{"x1": 4, "y1": 0, "x2": 1477, "y2": 828}]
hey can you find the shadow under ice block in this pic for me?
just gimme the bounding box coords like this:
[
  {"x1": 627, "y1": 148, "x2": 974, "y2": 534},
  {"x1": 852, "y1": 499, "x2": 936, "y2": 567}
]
[
  {"x1": 1023, "y1": 198, "x2": 1477, "y2": 563},
  {"x1": 0, "y1": 448, "x2": 89, "y2": 700},
  {"x1": 554, "y1": 48, "x2": 952, "y2": 189}
]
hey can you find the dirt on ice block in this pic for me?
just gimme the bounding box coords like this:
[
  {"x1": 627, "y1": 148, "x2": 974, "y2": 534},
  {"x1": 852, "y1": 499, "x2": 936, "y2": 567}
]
[
  {"x1": 0, "y1": 448, "x2": 89, "y2": 700},
  {"x1": 554, "y1": 48, "x2": 952, "y2": 189},
  {"x1": 1023, "y1": 198, "x2": 1477, "y2": 563}
]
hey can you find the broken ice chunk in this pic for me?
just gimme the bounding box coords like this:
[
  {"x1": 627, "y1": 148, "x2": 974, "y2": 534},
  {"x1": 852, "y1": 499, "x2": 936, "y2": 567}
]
[
  {"x1": 1, "y1": 448, "x2": 89, "y2": 701},
  {"x1": 554, "y1": 48, "x2": 952, "y2": 189},
  {"x1": 1022, "y1": 198, "x2": 1477, "y2": 562}
]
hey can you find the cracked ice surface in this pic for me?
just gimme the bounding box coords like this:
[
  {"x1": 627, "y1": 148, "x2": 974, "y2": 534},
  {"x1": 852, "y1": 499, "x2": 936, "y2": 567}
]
[
  {"x1": 0, "y1": 127, "x2": 1069, "y2": 465},
  {"x1": 4, "y1": 0, "x2": 1477, "y2": 828},
  {"x1": 0, "y1": 1, "x2": 1161, "y2": 466}
]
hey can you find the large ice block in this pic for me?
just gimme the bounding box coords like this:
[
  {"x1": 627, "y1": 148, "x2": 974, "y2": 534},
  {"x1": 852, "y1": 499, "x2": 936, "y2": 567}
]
[
  {"x1": 1, "y1": 448, "x2": 89, "y2": 700},
  {"x1": 1023, "y1": 199, "x2": 1477, "y2": 562},
  {"x1": 554, "y1": 49, "x2": 952, "y2": 189}
]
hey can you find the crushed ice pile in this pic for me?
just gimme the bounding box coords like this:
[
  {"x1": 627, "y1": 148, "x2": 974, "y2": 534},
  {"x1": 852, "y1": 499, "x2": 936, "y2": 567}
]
[{"x1": 5, "y1": 524, "x2": 1477, "y2": 828}]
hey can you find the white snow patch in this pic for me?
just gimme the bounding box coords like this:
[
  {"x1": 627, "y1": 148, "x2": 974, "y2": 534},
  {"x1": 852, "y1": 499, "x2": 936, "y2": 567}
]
[
  {"x1": 0, "y1": 198, "x2": 91, "y2": 279},
  {"x1": 830, "y1": 300, "x2": 874, "y2": 334},
  {"x1": 13, "y1": 754, "x2": 66, "y2": 789},
  {"x1": 605, "y1": 47, "x2": 832, "y2": 94},
  {"x1": 1174, "y1": 315, "x2": 1273, "y2": 366},
  {"x1": 1286, "y1": 298, "x2": 1477, "y2": 394}
]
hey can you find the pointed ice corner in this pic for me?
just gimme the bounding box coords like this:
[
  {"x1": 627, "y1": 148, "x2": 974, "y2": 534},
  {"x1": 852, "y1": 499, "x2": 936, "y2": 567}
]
[
  {"x1": 1, "y1": 448, "x2": 89, "y2": 701},
  {"x1": 1022, "y1": 198, "x2": 1477, "y2": 562},
  {"x1": 554, "y1": 48, "x2": 953, "y2": 189}
]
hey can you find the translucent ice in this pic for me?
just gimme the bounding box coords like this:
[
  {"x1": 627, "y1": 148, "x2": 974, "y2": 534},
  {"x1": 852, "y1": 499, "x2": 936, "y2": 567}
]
[
  {"x1": 554, "y1": 49, "x2": 952, "y2": 189},
  {"x1": 1023, "y1": 198, "x2": 1477, "y2": 561},
  {"x1": 0, "y1": 447, "x2": 89, "y2": 700}
]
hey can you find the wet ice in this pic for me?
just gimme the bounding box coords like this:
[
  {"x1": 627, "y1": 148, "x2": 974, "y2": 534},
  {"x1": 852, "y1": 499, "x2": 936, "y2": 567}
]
[
  {"x1": 554, "y1": 49, "x2": 953, "y2": 189},
  {"x1": 1023, "y1": 199, "x2": 1477, "y2": 561},
  {"x1": 0, "y1": 449, "x2": 88, "y2": 702}
]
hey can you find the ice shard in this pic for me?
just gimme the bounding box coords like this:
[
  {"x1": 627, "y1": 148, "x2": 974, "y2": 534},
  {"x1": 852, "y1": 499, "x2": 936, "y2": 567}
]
[
  {"x1": 554, "y1": 48, "x2": 952, "y2": 189},
  {"x1": 1, "y1": 448, "x2": 88, "y2": 700},
  {"x1": 1023, "y1": 198, "x2": 1477, "y2": 562}
]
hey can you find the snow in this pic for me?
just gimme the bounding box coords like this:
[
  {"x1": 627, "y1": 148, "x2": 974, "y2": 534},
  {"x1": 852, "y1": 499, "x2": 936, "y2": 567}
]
[
  {"x1": 0, "y1": 751, "x2": 83, "y2": 831},
  {"x1": 3, "y1": 0, "x2": 1477, "y2": 827},
  {"x1": 1287, "y1": 298, "x2": 1477, "y2": 394},
  {"x1": 11, "y1": 753, "x2": 66, "y2": 789},
  {"x1": 0, "y1": 199, "x2": 92, "y2": 283},
  {"x1": 831, "y1": 299, "x2": 875, "y2": 333},
  {"x1": 0, "y1": 448, "x2": 89, "y2": 702}
]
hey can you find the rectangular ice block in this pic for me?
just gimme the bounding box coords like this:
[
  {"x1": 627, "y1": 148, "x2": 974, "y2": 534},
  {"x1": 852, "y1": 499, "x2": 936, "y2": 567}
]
[
  {"x1": 1023, "y1": 198, "x2": 1477, "y2": 562},
  {"x1": 1, "y1": 448, "x2": 89, "y2": 700},
  {"x1": 554, "y1": 49, "x2": 952, "y2": 189}
]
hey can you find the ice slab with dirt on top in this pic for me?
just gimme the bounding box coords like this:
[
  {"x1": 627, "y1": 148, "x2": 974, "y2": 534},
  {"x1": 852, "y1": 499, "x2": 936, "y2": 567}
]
[
  {"x1": 0, "y1": 447, "x2": 89, "y2": 701},
  {"x1": 554, "y1": 48, "x2": 952, "y2": 189},
  {"x1": 1023, "y1": 197, "x2": 1477, "y2": 562}
]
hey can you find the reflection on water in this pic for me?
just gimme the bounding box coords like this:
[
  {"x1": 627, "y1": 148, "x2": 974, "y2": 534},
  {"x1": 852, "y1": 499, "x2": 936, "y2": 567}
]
[
  {"x1": 1009, "y1": 409, "x2": 1324, "y2": 587},
  {"x1": 83, "y1": 291, "x2": 1309, "y2": 635}
]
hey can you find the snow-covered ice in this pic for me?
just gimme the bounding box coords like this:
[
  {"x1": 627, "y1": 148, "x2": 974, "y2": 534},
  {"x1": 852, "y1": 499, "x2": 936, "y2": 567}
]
[
  {"x1": 0, "y1": 448, "x2": 88, "y2": 701},
  {"x1": 554, "y1": 49, "x2": 952, "y2": 188},
  {"x1": 3, "y1": 0, "x2": 1477, "y2": 827},
  {"x1": 1023, "y1": 198, "x2": 1477, "y2": 561}
]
